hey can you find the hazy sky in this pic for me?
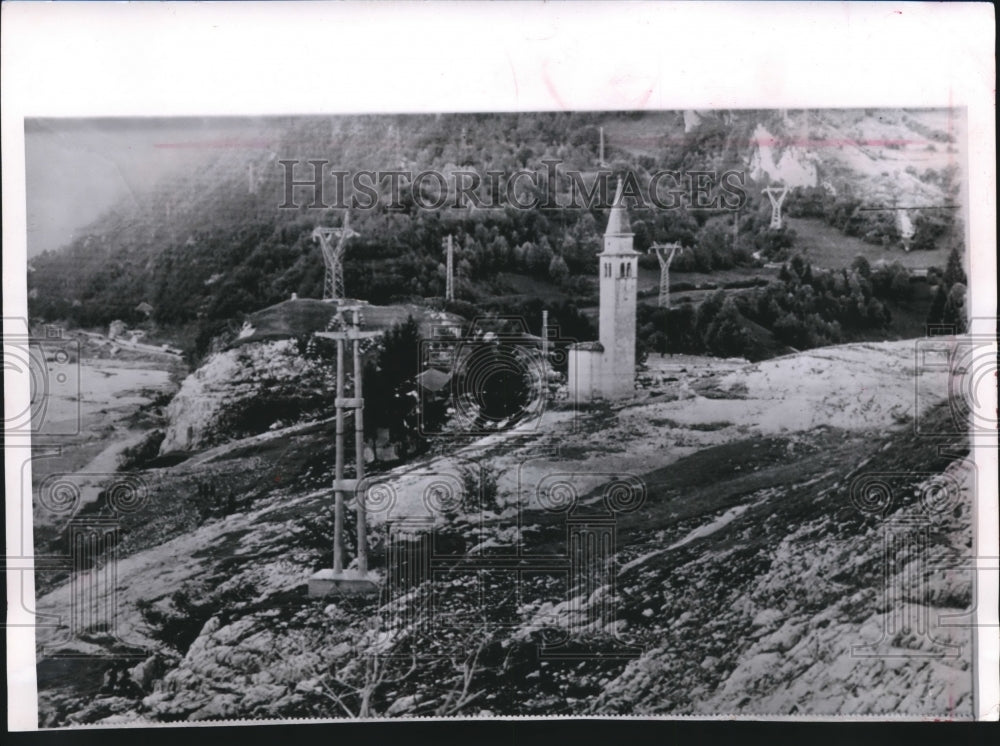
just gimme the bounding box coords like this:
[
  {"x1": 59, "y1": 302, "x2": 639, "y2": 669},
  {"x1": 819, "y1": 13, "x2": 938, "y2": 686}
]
[
  {"x1": 24, "y1": 117, "x2": 275, "y2": 257},
  {"x1": 24, "y1": 109, "x2": 962, "y2": 258}
]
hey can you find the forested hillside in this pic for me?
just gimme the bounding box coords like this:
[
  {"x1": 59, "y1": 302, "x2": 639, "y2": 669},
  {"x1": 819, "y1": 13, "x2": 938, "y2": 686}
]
[{"x1": 28, "y1": 109, "x2": 965, "y2": 359}]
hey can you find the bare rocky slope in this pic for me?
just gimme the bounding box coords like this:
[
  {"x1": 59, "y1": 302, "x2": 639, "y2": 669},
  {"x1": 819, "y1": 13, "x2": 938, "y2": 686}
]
[
  {"x1": 34, "y1": 340, "x2": 975, "y2": 723},
  {"x1": 159, "y1": 299, "x2": 463, "y2": 453}
]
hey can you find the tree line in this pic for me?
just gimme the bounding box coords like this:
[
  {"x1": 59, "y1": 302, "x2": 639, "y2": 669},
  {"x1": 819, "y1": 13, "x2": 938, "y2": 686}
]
[{"x1": 637, "y1": 247, "x2": 966, "y2": 360}]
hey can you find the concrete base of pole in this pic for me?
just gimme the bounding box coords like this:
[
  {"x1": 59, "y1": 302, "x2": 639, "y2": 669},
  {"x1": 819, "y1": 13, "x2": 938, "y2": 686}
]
[{"x1": 307, "y1": 568, "x2": 379, "y2": 597}]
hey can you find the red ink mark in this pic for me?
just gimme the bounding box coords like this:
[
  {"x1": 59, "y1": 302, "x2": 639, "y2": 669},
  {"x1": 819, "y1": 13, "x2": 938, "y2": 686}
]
[
  {"x1": 153, "y1": 138, "x2": 275, "y2": 150},
  {"x1": 547, "y1": 133, "x2": 937, "y2": 150},
  {"x1": 746, "y1": 137, "x2": 924, "y2": 148},
  {"x1": 505, "y1": 53, "x2": 519, "y2": 101},
  {"x1": 541, "y1": 63, "x2": 567, "y2": 110}
]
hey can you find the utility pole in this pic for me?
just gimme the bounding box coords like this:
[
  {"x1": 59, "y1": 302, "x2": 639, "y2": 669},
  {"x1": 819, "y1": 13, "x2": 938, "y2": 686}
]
[
  {"x1": 541, "y1": 309, "x2": 549, "y2": 364},
  {"x1": 308, "y1": 307, "x2": 381, "y2": 596},
  {"x1": 333, "y1": 325, "x2": 346, "y2": 572},
  {"x1": 388, "y1": 123, "x2": 405, "y2": 170},
  {"x1": 648, "y1": 243, "x2": 685, "y2": 309},
  {"x1": 352, "y1": 307, "x2": 369, "y2": 574},
  {"x1": 443, "y1": 234, "x2": 454, "y2": 302}
]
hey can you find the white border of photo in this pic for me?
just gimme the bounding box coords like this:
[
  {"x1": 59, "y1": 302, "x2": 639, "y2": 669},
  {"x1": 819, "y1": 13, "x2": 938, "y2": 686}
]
[{"x1": 2, "y1": 0, "x2": 996, "y2": 728}]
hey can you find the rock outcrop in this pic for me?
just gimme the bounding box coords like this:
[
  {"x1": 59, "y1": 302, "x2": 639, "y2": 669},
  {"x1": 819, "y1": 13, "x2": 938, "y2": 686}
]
[{"x1": 160, "y1": 339, "x2": 338, "y2": 453}]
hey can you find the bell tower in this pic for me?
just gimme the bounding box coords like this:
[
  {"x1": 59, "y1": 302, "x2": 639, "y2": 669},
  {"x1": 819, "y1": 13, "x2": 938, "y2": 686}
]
[
  {"x1": 597, "y1": 178, "x2": 640, "y2": 398},
  {"x1": 566, "y1": 177, "x2": 640, "y2": 402}
]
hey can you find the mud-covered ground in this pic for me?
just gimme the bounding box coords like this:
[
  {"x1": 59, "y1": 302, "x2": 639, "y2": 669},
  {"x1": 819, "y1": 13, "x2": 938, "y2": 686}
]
[
  {"x1": 32, "y1": 341, "x2": 975, "y2": 724},
  {"x1": 29, "y1": 332, "x2": 185, "y2": 570}
]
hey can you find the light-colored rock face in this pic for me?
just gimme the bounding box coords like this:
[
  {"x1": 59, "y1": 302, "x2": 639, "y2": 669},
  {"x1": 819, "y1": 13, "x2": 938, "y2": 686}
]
[
  {"x1": 596, "y1": 459, "x2": 975, "y2": 716},
  {"x1": 683, "y1": 110, "x2": 705, "y2": 133},
  {"x1": 160, "y1": 339, "x2": 338, "y2": 454},
  {"x1": 108, "y1": 320, "x2": 127, "y2": 340},
  {"x1": 34, "y1": 340, "x2": 976, "y2": 723},
  {"x1": 746, "y1": 109, "x2": 965, "y2": 206},
  {"x1": 749, "y1": 124, "x2": 820, "y2": 188}
]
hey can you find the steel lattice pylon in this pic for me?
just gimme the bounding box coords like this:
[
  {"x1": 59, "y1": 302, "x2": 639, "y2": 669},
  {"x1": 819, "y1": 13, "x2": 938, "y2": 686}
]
[
  {"x1": 762, "y1": 185, "x2": 789, "y2": 230},
  {"x1": 311, "y1": 212, "x2": 360, "y2": 300},
  {"x1": 648, "y1": 243, "x2": 685, "y2": 309}
]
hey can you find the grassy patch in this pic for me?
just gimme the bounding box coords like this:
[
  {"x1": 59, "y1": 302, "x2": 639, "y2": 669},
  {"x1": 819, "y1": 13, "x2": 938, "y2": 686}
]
[
  {"x1": 786, "y1": 216, "x2": 950, "y2": 270},
  {"x1": 554, "y1": 444, "x2": 598, "y2": 460},
  {"x1": 690, "y1": 380, "x2": 749, "y2": 400},
  {"x1": 650, "y1": 418, "x2": 733, "y2": 431},
  {"x1": 117, "y1": 430, "x2": 166, "y2": 471}
]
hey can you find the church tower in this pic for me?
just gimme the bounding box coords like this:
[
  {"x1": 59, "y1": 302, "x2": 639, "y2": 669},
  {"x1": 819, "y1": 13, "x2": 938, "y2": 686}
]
[
  {"x1": 567, "y1": 178, "x2": 640, "y2": 402},
  {"x1": 596, "y1": 178, "x2": 640, "y2": 398}
]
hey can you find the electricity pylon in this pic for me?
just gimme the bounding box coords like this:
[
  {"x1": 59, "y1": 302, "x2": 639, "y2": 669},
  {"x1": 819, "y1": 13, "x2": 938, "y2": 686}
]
[
  {"x1": 648, "y1": 242, "x2": 685, "y2": 309},
  {"x1": 311, "y1": 212, "x2": 360, "y2": 301},
  {"x1": 761, "y1": 185, "x2": 790, "y2": 229}
]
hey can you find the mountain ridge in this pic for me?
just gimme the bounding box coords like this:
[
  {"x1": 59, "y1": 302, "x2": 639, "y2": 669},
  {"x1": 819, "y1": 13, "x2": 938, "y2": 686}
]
[{"x1": 27, "y1": 109, "x2": 963, "y2": 349}]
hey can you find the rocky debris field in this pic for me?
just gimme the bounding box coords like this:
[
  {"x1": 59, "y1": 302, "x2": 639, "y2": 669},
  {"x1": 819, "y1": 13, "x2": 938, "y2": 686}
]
[{"x1": 33, "y1": 341, "x2": 975, "y2": 723}]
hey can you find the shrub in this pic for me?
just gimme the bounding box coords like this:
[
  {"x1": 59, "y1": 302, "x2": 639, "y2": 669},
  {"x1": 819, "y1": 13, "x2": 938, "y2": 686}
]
[
  {"x1": 460, "y1": 463, "x2": 502, "y2": 514},
  {"x1": 117, "y1": 430, "x2": 166, "y2": 471}
]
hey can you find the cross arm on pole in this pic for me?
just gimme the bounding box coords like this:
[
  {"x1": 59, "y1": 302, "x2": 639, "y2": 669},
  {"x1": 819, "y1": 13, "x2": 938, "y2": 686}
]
[
  {"x1": 315, "y1": 329, "x2": 381, "y2": 341},
  {"x1": 648, "y1": 242, "x2": 685, "y2": 266}
]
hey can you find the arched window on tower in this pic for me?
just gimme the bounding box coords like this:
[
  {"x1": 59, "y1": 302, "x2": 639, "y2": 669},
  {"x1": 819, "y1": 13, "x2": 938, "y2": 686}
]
[
  {"x1": 619, "y1": 262, "x2": 625, "y2": 278},
  {"x1": 626, "y1": 262, "x2": 632, "y2": 277}
]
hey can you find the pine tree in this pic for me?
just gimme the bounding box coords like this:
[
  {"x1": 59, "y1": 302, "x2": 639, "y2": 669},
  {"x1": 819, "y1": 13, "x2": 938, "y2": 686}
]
[
  {"x1": 695, "y1": 290, "x2": 726, "y2": 337},
  {"x1": 941, "y1": 282, "x2": 968, "y2": 333},
  {"x1": 942, "y1": 247, "x2": 967, "y2": 287},
  {"x1": 547, "y1": 254, "x2": 570, "y2": 285},
  {"x1": 705, "y1": 298, "x2": 752, "y2": 357},
  {"x1": 850, "y1": 254, "x2": 872, "y2": 279},
  {"x1": 926, "y1": 284, "x2": 948, "y2": 326}
]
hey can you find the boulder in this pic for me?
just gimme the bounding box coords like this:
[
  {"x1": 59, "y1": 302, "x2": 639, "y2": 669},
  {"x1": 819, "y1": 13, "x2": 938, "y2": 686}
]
[{"x1": 160, "y1": 339, "x2": 337, "y2": 453}]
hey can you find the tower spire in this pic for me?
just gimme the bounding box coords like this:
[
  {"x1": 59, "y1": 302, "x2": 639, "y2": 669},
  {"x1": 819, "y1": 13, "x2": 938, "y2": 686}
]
[
  {"x1": 605, "y1": 177, "x2": 630, "y2": 237},
  {"x1": 601, "y1": 177, "x2": 638, "y2": 257}
]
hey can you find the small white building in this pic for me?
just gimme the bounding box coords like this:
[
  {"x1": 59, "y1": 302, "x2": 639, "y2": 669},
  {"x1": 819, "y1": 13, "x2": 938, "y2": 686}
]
[
  {"x1": 108, "y1": 320, "x2": 127, "y2": 340},
  {"x1": 567, "y1": 179, "x2": 640, "y2": 402}
]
